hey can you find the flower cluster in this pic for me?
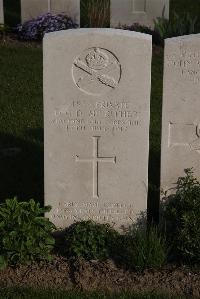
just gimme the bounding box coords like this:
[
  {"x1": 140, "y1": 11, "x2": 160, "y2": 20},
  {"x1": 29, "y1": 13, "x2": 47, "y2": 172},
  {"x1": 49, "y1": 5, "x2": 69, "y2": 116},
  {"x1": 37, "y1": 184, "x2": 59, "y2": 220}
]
[{"x1": 17, "y1": 13, "x2": 78, "y2": 40}]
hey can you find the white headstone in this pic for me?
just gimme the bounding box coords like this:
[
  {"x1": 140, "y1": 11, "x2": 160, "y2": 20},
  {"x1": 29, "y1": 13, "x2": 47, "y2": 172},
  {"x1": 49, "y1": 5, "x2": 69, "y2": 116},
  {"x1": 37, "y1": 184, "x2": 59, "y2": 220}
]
[
  {"x1": 110, "y1": 0, "x2": 169, "y2": 28},
  {"x1": 21, "y1": 0, "x2": 80, "y2": 24},
  {"x1": 161, "y1": 34, "x2": 200, "y2": 195},
  {"x1": 0, "y1": 0, "x2": 4, "y2": 24},
  {"x1": 44, "y1": 29, "x2": 152, "y2": 229}
]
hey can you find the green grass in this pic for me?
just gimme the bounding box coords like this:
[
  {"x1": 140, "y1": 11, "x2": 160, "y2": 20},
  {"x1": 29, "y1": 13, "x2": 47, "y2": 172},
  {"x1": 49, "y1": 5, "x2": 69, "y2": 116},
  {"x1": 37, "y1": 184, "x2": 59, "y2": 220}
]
[
  {"x1": 0, "y1": 44, "x2": 43, "y2": 203},
  {"x1": 0, "y1": 288, "x2": 184, "y2": 299}
]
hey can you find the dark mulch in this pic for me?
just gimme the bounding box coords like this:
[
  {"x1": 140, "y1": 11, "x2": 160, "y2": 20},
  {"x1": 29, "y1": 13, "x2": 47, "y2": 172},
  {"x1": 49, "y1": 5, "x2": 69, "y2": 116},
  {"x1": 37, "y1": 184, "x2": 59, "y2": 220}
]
[{"x1": 0, "y1": 257, "x2": 199, "y2": 298}]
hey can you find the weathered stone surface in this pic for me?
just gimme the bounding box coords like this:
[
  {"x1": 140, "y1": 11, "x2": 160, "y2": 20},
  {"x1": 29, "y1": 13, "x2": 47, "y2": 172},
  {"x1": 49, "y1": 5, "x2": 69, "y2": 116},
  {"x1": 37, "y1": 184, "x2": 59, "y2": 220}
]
[
  {"x1": 161, "y1": 34, "x2": 200, "y2": 195},
  {"x1": 44, "y1": 29, "x2": 152, "y2": 229},
  {"x1": 21, "y1": 0, "x2": 80, "y2": 24},
  {"x1": 0, "y1": 0, "x2": 4, "y2": 24},
  {"x1": 110, "y1": 0, "x2": 169, "y2": 28}
]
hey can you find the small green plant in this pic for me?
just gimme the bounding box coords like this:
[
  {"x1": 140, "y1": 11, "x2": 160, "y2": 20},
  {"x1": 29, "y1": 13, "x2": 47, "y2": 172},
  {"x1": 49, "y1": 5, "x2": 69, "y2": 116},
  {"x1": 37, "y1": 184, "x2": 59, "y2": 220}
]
[
  {"x1": 64, "y1": 220, "x2": 119, "y2": 260},
  {"x1": 164, "y1": 169, "x2": 200, "y2": 264},
  {"x1": 0, "y1": 197, "x2": 56, "y2": 268},
  {"x1": 120, "y1": 226, "x2": 167, "y2": 271},
  {"x1": 154, "y1": 12, "x2": 199, "y2": 43}
]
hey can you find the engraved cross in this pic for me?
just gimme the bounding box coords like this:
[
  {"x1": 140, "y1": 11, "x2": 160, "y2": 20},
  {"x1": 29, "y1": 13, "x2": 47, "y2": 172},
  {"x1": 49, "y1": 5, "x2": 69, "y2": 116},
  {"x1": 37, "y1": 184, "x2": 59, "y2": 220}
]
[{"x1": 75, "y1": 136, "x2": 116, "y2": 198}]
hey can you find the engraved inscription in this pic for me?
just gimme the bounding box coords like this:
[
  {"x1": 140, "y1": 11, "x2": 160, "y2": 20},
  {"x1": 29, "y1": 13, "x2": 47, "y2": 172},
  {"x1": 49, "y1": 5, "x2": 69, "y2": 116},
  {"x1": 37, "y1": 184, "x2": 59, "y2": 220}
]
[
  {"x1": 168, "y1": 122, "x2": 200, "y2": 154},
  {"x1": 50, "y1": 202, "x2": 136, "y2": 223},
  {"x1": 75, "y1": 136, "x2": 116, "y2": 198},
  {"x1": 166, "y1": 46, "x2": 200, "y2": 83},
  {"x1": 51, "y1": 100, "x2": 141, "y2": 134},
  {"x1": 72, "y1": 48, "x2": 121, "y2": 96}
]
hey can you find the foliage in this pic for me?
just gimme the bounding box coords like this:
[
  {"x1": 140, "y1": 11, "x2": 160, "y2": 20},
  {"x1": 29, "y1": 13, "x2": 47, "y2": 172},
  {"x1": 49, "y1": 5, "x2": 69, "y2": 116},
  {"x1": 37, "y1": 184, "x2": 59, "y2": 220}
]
[
  {"x1": 170, "y1": 0, "x2": 200, "y2": 21},
  {"x1": 0, "y1": 197, "x2": 55, "y2": 268},
  {"x1": 17, "y1": 13, "x2": 78, "y2": 41},
  {"x1": 119, "y1": 226, "x2": 167, "y2": 271},
  {"x1": 64, "y1": 220, "x2": 119, "y2": 260},
  {"x1": 118, "y1": 23, "x2": 162, "y2": 46},
  {"x1": 81, "y1": 0, "x2": 110, "y2": 28},
  {"x1": 164, "y1": 169, "x2": 200, "y2": 264},
  {"x1": 154, "y1": 12, "x2": 199, "y2": 44}
]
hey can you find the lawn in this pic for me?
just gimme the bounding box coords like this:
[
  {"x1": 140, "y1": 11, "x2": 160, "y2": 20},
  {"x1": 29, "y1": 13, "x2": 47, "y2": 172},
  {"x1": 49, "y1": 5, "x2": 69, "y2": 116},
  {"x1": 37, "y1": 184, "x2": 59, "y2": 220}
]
[{"x1": 0, "y1": 44, "x2": 43, "y2": 202}]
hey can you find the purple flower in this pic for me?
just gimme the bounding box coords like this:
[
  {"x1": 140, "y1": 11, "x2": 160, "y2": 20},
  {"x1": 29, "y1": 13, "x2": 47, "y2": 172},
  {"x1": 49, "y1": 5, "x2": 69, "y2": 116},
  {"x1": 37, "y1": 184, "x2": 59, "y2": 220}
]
[{"x1": 17, "y1": 12, "x2": 78, "y2": 41}]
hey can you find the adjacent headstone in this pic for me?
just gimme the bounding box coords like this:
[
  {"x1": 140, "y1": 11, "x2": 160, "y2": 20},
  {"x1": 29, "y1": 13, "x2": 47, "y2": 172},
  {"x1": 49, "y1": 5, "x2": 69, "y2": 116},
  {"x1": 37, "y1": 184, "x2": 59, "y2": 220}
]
[
  {"x1": 161, "y1": 34, "x2": 200, "y2": 195},
  {"x1": 110, "y1": 0, "x2": 169, "y2": 28},
  {"x1": 21, "y1": 0, "x2": 80, "y2": 24},
  {"x1": 0, "y1": 0, "x2": 4, "y2": 24},
  {"x1": 44, "y1": 29, "x2": 152, "y2": 229}
]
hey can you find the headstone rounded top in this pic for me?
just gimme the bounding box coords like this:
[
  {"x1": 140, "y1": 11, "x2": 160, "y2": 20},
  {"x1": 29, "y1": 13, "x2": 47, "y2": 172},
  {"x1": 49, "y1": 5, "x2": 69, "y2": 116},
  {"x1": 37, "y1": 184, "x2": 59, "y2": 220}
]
[
  {"x1": 165, "y1": 33, "x2": 200, "y2": 43},
  {"x1": 43, "y1": 28, "x2": 152, "y2": 41}
]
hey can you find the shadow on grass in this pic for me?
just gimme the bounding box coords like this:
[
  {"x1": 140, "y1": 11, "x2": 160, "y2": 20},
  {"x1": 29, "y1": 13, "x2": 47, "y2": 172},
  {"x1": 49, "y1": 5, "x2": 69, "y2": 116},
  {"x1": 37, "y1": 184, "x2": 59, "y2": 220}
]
[
  {"x1": 147, "y1": 46, "x2": 164, "y2": 224},
  {"x1": 0, "y1": 130, "x2": 43, "y2": 205},
  {"x1": 148, "y1": 147, "x2": 160, "y2": 224}
]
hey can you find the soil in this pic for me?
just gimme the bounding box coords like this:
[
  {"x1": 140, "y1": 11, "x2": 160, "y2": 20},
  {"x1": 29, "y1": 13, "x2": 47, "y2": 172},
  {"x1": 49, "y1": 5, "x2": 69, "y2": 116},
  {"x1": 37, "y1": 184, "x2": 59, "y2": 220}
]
[{"x1": 0, "y1": 256, "x2": 199, "y2": 298}]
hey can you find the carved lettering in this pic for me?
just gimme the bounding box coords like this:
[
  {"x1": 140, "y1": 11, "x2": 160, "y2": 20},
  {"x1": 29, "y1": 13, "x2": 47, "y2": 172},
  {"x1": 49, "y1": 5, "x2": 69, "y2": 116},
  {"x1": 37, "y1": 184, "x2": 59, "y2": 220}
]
[
  {"x1": 166, "y1": 50, "x2": 200, "y2": 83},
  {"x1": 51, "y1": 100, "x2": 141, "y2": 134},
  {"x1": 50, "y1": 201, "x2": 135, "y2": 222}
]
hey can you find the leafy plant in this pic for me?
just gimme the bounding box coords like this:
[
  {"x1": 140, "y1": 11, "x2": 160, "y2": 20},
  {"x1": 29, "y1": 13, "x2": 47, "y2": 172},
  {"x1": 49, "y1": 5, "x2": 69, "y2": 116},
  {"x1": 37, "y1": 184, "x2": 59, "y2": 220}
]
[
  {"x1": 164, "y1": 169, "x2": 200, "y2": 264},
  {"x1": 154, "y1": 12, "x2": 199, "y2": 44},
  {"x1": 64, "y1": 220, "x2": 119, "y2": 260},
  {"x1": 81, "y1": 0, "x2": 110, "y2": 28},
  {"x1": 0, "y1": 197, "x2": 56, "y2": 268},
  {"x1": 119, "y1": 226, "x2": 167, "y2": 271},
  {"x1": 17, "y1": 13, "x2": 78, "y2": 41}
]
